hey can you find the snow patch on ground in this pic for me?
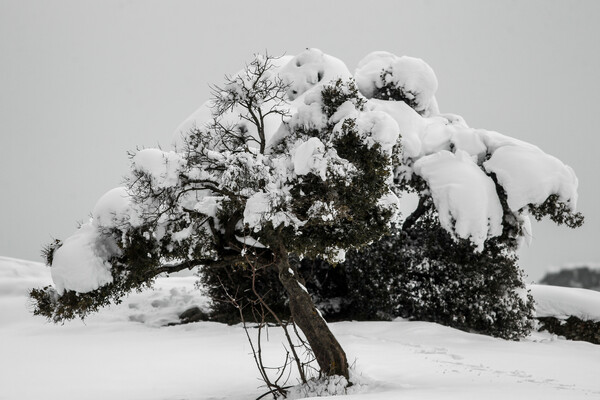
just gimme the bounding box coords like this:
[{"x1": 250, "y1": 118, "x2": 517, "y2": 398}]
[{"x1": 530, "y1": 284, "x2": 600, "y2": 322}]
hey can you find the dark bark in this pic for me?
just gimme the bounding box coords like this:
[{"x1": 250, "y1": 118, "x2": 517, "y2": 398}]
[
  {"x1": 274, "y1": 248, "x2": 349, "y2": 379},
  {"x1": 402, "y1": 195, "x2": 432, "y2": 232}
]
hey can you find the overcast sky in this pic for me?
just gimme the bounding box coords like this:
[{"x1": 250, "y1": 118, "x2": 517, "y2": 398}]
[{"x1": 1, "y1": 0, "x2": 598, "y2": 281}]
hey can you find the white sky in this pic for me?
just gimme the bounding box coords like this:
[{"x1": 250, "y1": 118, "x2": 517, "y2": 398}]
[{"x1": 1, "y1": 0, "x2": 598, "y2": 281}]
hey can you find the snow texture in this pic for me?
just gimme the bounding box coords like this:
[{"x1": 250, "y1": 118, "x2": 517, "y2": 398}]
[
  {"x1": 293, "y1": 137, "x2": 328, "y2": 179},
  {"x1": 243, "y1": 191, "x2": 271, "y2": 229},
  {"x1": 279, "y1": 48, "x2": 352, "y2": 101},
  {"x1": 530, "y1": 284, "x2": 600, "y2": 322},
  {"x1": 355, "y1": 51, "x2": 438, "y2": 114},
  {"x1": 413, "y1": 150, "x2": 503, "y2": 249},
  {"x1": 354, "y1": 110, "x2": 400, "y2": 155},
  {"x1": 367, "y1": 99, "x2": 424, "y2": 158},
  {"x1": 132, "y1": 148, "x2": 184, "y2": 188},
  {"x1": 484, "y1": 145, "x2": 579, "y2": 211},
  {"x1": 51, "y1": 222, "x2": 115, "y2": 294},
  {"x1": 194, "y1": 196, "x2": 222, "y2": 218},
  {"x1": 3, "y1": 257, "x2": 600, "y2": 400},
  {"x1": 92, "y1": 186, "x2": 139, "y2": 228},
  {"x1": 52, "y1": 184, "x2": 148, "y2": 294},
  {"x1": 368, "y1": 92, "x2": 579, "y2": 244}
]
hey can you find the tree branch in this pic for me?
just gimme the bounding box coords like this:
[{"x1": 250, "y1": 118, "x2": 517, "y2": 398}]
[
  {"x1": 402, "y1": 196, "x2": 432, "y2": 232},
  {"x1": 153, "y1": 255, "x2": 245, "y2": 275}
]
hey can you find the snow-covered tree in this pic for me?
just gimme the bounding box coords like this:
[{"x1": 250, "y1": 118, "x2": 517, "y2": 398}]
[{"x1": 31, "y1": 49, "x2": 582, "y2": 383}]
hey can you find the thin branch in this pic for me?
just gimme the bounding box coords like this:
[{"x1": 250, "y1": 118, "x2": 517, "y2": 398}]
[
  {"x1": 219, "y1": 278, "x2": 285, "y2": 398},
  {"x1": 248, "y1": 258, "x2": 308, "y2": 384},
  {"x1": 153, "y1": 255, "x2": 244, "y2": 275}
]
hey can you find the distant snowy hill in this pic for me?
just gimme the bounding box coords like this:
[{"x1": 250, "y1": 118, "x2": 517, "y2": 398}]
[{"x1": 1, "y1": 256, "x2": 600, "y2": 400}]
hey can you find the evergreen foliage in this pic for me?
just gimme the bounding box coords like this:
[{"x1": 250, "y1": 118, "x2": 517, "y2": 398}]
[
  {"x1": 373, "y1": 69, "x2": 421, "y2": 112},
  {"x1": 528, "y1": 194, "x2": 584, "y2": 228},
  {"x1": 342, "y1": 217, "x2": 535, "y2": 340},
  {"x1": 204, "y1": 216, "x2": 535, "y2": 340},
  {"x1": 40, "y1": 238, "x2": 62, "y2": 266},
  {"x1": 31, "y1": 226, "x2": 166, "y2": 322}
]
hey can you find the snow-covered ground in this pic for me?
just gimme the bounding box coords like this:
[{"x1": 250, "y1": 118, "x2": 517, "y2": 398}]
[
  {"x1": 530, "y1": 284, "x2": 600, "y2": 321},
  {"x1": 1, "y1": 256, "x2": 599, "y2": 400}
]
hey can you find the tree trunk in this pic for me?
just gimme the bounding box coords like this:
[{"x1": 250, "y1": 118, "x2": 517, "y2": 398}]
[{"x1": 275, "y1": 249, "x2": 349, "y2": 379}]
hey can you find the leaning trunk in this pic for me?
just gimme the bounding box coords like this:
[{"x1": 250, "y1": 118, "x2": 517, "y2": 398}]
[{"x1": 275, "y1": 249, "x2": 349, "y2": 379}]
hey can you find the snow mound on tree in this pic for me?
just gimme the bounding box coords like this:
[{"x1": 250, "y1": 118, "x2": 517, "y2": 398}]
[
  {"x1": 293, "y1": 137, "x2": 328, "y2": 179},
  {"x1": 355, "y1": 51, "x2": 438, "y2": 114},
  {"x1": 279, "y1": 48, "x2": 352, "y2": 101},
  {"x1": 53, "y1": 186, "x2": 145, "y2": 294},
  {"x1": 367, "y1": 99, "x2": 424, "y2": 158},
  {"x1": 92, "y1": 186, "x2": 139, "y2": 228},
  {"x1": 484, "y1": 145, "x2": 579, "y2": 211},
  {"x1": 369, "y1": 93, "x2": 579, "y2": 244},
  {"x1": 173, "y1": 49, "x2": 579, "y2": 250},
  {"x1": 51, "y1": 222, "x2": 116, "y2": 294},
  {"x1": 243, "y1": 190, "x2": 305, "y2": 232},
  {"x1": 355, "y1": 110, "x2": 400, "y2": 155},
  {"x1": 132, "y1": 149, "x2": 185, "y2": 188},
  {"x1": 413, "y1": 150, "x2": 503, "y2": 250}
]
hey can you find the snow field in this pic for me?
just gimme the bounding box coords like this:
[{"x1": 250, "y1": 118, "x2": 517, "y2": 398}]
[{"x1": 2, "y1": 257, "x2": 600, "y2": 400}]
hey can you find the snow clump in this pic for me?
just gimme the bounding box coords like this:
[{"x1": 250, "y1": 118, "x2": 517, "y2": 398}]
[
  {"x1": 51, "y1": 222, "x2": 116, "y2": 294},
  {"x1": 293, "y1": 137, "x2": 328, "y2": 179},
  {"x1": 355, "y1": 51, "x2": 438, "y2": 115},
  {"x1": 279, "y1": 48, "x2": 352, "y2": 100},
  {"x1": 52, "y1": 186, "x2": 145, "y2": 294},
  {"x1": 413, "y1": 150, "x2": 503, "y2": 250},
  {"x1": 131, "y1": 149, "x2": 184, "y2": 188},
  {"x1": 92, "y1": 186, "x2": 139, "y2": 228},
  {"x1": 484, "y1": 145, "x2": 579, "y2": 212}
]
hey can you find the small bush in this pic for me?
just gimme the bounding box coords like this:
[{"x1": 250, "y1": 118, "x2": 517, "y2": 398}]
[{"x1": 537, "y1": 316, "x2": 600, "y2": 345}]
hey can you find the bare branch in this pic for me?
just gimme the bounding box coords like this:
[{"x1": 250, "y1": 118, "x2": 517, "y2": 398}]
[{"x1": 247, "y1": 256, "x2": 308, "y2": 384}]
